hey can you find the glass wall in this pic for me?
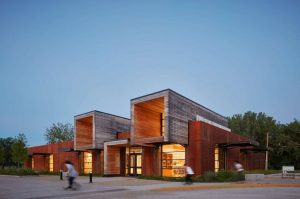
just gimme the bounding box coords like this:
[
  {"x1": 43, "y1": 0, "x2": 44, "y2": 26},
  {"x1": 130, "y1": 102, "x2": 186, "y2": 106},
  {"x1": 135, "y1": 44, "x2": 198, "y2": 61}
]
[
  {"x1": 84, "y1": 152, "x2": 92, "y2": 174},
  {"x1": 49, "y1": 154, "x2": 53, "y2": 172},
  {"x1": 162, "y1": 144, "x2": 185, "y2": 177}
]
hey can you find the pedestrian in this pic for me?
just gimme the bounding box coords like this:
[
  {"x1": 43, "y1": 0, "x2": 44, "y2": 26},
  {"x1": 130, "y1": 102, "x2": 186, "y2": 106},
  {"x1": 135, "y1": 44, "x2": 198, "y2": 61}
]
[
  {"x1": 64, "y1": 160, "x2": 79, "y2": 190},
  {"x1": 233, "y1": 161, "x2": 244, "y2": 173},
  {"x1": 184, "y1": 164, "x2": 194, "y2": 184}
]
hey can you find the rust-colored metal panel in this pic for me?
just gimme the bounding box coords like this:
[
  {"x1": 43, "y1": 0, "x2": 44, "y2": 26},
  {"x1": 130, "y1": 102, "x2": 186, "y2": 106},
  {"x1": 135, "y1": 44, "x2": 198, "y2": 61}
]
[
  {"x1": 188, "y1": 121, "x2": 265, "y2": 175},
  {"x1": 117, "y1": 132, "x2": 130, "y2": 140},
  {"x1": 106, "y1": 146, "x2": 120, "y2": 175},
  {"x1": 26, "y1": 141, "x2": 80, "y2": 173},
  {"x1": 142, "y1": 147, "x2": 159, "y2": 176},
  {"x1": 186, "y1": 121, "x2": 202, "y2": 176}
]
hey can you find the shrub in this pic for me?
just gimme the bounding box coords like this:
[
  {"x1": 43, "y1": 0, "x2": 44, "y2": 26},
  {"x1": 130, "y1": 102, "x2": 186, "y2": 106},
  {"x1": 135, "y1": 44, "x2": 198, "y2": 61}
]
[
  {"x1": 138, "y1": 175, "x2": 184, "y2": 182},
  {"x1": 139, "y1": 171, "x2": 244, "y2": 182},
  {"x1": 0, "y1": 168, "x2": 38, "y2": 176},
  {"x1": 194, "y1": 170, "x2": 244, "y2": 182}
]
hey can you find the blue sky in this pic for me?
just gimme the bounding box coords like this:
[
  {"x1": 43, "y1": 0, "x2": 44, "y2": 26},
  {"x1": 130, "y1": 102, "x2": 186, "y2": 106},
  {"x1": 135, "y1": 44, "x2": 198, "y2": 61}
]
[{"x1": 1, "y1": 0, "x2": 299, "y2": 146}]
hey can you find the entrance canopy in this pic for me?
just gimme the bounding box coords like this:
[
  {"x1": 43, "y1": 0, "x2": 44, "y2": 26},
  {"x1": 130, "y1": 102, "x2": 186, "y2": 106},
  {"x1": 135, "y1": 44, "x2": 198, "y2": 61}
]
[{"x1": 218, "y1": 141, "x2": 267, "y2": 151}]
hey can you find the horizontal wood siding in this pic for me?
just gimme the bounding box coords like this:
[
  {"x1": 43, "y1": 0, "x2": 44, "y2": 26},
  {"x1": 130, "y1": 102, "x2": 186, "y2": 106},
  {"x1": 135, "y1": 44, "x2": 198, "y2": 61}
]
[
  {"x1": 94, "y1": 112, "x2": 130, "y2": 149},
  {"x1": 134, "y1": 104, "x2": 162, "y2": 140},
  {"x1": 168, "y1": 91, "x2": 228, "y2": 144},
  {"x1": 75, "y1": 116, "x2": 93, "y2": 149},
  {"x1": 131, "y1": 96, "x2": 165, "y2": 145}
]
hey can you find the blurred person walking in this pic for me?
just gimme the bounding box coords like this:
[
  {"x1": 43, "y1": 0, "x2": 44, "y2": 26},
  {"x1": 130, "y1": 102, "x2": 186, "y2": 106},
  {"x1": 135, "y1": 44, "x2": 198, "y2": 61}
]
[
  {"x1": 64, "y1": 160, "x2": 80, "y2": 190},
  {"x1": 184, "y1": 164, "x2": 194, "y2": 184}
]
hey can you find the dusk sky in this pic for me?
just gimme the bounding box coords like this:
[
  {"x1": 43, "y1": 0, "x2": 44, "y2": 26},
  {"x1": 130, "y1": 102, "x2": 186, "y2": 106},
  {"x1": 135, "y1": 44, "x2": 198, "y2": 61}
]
[{"x1": 1, "y1": 0, "x2": 299, "y2": 146}]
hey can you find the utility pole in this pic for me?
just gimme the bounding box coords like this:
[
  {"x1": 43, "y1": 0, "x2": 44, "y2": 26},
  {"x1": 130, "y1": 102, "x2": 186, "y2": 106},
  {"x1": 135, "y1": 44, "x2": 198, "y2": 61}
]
[{"x1": 265, "y1": 132, "x2": 269, "y2": 171}]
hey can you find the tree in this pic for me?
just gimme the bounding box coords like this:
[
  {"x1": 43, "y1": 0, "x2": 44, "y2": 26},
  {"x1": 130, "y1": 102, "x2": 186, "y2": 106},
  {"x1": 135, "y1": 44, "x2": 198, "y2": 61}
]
[
  {"x1": 228, "y1": 112, "x2": 300, "y2": 169},
  {"x1": 0, "y1": 144, "x2": 4, "y2": 167},
  {"x1": 0, "y1": 137, "x2": 14, "y2": 168},
  {"x1": 44, "y1": 122, "x2": 74, "y2": 143},
  {"x1": 228, "y1": 111, "x2": 277, "y2": 145},
  {"x1": 11, "y1": 133, "x2": 28, "y2": 168}
]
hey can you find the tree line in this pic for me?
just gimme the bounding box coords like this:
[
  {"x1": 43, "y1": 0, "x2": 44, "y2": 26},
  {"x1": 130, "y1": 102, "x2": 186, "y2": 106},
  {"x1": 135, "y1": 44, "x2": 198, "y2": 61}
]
[
  {"x1": 0, "y1": 133, "x2": 28, "y2": 168},
  {"x1": 228, "y1": 111, "x2": 300, "y2": 169}
]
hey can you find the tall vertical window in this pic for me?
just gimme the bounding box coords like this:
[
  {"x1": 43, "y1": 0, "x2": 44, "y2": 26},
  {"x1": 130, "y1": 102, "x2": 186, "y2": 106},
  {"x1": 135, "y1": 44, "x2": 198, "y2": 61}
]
[
  {"x1": 84, "y1": 152, "x2": 92, "y2": 174},
  {"x1": 162, "y1": 144, "x2": 185, "y2": 177},
  {"x1": 214, "y1": 146, "x2": 219, "y2": 172},
  {"x1": 161, "y1": 113, "x2": 165, "y2": 136},
  {"x1": 32, "y1": 157, "x2": 34, "y2": 169},
  {"x1": 49, "y1": 154, "x2": 53, "y2": 172}
]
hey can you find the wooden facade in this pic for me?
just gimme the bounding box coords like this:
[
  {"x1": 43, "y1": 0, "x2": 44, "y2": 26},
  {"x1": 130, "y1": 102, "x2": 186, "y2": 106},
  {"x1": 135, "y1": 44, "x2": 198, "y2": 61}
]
[
  {"x1": 131, "y1": 89, "x2": 229, "y2": 145},
  {"x1": 74, "y1": 111, "x2": 130, "y2": 150},
  {"x1": 26, "y1": 89, "x2": 266, "y2": 176}
]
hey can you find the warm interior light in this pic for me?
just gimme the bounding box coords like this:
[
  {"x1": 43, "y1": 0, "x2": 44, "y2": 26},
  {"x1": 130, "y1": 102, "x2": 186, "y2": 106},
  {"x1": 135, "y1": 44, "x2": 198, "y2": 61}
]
[
  {"x1": 162, "y1": 144, "x2": 185, "y2": 177},
  {"x1": 84, "y1": 152, "x2": 92, "y2": 174},
  {"x1": 49, "y1": 154, "x2": 53, "y2": 172}
]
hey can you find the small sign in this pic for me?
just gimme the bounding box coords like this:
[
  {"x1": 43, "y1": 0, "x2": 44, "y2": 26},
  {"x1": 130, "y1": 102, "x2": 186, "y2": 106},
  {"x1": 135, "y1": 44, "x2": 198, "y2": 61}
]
[
  {"x1": 282, "y1": 166, "x2": 295, "y2": 179},
  {"x1": 282, "y1": 166, "x2": 294, "y2": 173}
]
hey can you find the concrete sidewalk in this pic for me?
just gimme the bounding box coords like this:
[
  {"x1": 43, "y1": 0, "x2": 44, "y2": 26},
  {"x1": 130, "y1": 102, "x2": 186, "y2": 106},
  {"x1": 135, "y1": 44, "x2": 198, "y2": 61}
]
[{"x1": 0, "y1": 174, "x2": 300, "y2": 199}]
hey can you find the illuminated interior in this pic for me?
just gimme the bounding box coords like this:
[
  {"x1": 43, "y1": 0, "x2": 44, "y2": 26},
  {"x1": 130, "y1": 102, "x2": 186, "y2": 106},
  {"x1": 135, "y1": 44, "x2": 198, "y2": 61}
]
[
  {"x1": 214, "y1": 146, "x2": 219, "y2": 172},
  {"x1": 32, "y1": 157, "x2": 34, "y2": 169},
  {"x1": 84, "y1": 152, "x2": 92, "y2": 174},
  {"x1": 162, "y1": 144, "x2": 185, "y2": 177},
  {"x1": 128, "y1": 147, "x2": 142, "y2": 175},
  {"x1": 49, "y1": 154, "x2": 53, "y2": 172}
]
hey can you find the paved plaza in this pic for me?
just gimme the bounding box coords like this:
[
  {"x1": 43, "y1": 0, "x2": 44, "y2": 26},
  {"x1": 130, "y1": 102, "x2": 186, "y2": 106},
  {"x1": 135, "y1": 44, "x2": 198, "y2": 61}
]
[{"x1": 0, "y1": 174, "x2": 300, "y2": 199}]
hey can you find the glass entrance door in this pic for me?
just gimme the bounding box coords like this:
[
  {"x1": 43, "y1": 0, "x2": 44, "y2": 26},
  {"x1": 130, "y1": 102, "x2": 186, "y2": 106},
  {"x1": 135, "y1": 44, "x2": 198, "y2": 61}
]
[{"x1": 129, "y1": 153, "x2": 142, "y2": 175}]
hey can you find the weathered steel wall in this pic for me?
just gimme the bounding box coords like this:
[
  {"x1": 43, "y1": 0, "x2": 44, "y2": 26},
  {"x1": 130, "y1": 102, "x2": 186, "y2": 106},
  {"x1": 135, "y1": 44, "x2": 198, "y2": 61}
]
[
  {"x1": 25, "y1": 141, "x2": 81, "y2": 173},
  {"x1": 142, "y1": 147, "x2": 160, "y2": 176},
  {"x1": 187, "y1": 121, "x2": 265, "y2": 176},
  {"x1": 106, "y1": 146, "x2": 121, "y2": 175}
]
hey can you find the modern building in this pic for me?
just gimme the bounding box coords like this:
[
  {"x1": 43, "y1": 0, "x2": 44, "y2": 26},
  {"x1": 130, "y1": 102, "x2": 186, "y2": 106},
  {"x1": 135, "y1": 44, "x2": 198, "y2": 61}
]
[{"x1": 25, "y1": 89, "x2": 266, "y2": 176}]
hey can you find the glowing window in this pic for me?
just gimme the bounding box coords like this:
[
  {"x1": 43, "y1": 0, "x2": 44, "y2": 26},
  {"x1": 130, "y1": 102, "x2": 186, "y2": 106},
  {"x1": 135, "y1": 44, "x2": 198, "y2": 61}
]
[
  {"x1": 32, "y1": 157, "x2": 34, "y2": 169},
  {"x1": 214, "y1": 146, "x2": 219, "y2": 172},
  {"x1": 84, "y1": 152, "x2": 92, "y2": 174},
  {"x1": 162, "y1": 144, "x2": 185, "y2": 177},
  {"x1": 49, "y1": 154, "x2": 53, "y2": 172}
]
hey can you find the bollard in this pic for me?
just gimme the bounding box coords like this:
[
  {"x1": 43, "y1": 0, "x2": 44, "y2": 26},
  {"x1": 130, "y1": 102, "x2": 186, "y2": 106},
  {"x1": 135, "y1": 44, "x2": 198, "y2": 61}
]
[
  {"x1": 60, "y1": 170, "x2": 63, "y2": 180},
  {"x1": 89, "y1": 171, "x2": 93, "y2": 183}
]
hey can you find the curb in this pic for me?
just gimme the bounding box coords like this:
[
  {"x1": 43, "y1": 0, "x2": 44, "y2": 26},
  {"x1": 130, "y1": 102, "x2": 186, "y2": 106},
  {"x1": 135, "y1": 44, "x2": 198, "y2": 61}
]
[{"x1": 152, "y1": 184, "x2": 300, "y2": 191}]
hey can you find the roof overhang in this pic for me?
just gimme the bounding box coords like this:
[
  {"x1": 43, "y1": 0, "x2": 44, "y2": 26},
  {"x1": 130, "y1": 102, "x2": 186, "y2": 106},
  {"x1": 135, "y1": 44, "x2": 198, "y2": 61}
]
[
  {"x1": 218, "y1": 140, "x2": 260, "y2": 149},
  {"x1": 240, "y1": 147, "x2": 268, "y2": 152},
  {"x1": 29, "y1": 152, "x2": 51, "y2": 156}
]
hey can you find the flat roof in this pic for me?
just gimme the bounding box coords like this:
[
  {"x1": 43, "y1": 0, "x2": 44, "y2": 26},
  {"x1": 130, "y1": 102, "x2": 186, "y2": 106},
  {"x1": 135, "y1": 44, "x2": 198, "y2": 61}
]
[
  {"x1": 74, "y1": 110, "x2": 130, "y2": 120},
  {"x1": 131, "y1": 88, "x2": 227, "y2": 120}
]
